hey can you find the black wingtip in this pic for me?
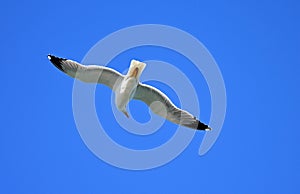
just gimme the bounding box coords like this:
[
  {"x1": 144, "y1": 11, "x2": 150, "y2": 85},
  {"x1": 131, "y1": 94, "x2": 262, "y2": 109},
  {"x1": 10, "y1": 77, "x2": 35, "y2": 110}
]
[
  {"x1": 47, "y1": 54, "x2": 66, "y2": 72},
  {"x1": 197, "y1": 121, "x2": 211, "y2": 131}
]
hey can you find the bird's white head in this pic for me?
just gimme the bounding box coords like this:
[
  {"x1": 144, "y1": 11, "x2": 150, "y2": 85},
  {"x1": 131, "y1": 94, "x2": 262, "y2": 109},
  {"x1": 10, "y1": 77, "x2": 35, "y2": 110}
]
[{"x1": 127, "y1": 59, "x2": 146, "y2": 80}]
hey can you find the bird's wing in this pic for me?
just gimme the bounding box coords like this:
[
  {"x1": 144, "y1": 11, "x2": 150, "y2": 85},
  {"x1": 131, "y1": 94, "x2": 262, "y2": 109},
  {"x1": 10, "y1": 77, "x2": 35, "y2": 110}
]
[
  {"x1": 133, "y1": 83, "x2": 210, "y2": 130},
  {"x1": 48, "y1": 55, "x2": 124, "y2": 91}
]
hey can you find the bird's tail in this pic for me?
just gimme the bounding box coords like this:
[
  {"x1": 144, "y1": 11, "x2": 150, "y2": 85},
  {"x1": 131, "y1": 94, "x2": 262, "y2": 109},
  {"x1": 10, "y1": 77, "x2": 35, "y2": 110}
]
[{"x1": 127, "y1": 59, "x2": 146, "y2": 79}]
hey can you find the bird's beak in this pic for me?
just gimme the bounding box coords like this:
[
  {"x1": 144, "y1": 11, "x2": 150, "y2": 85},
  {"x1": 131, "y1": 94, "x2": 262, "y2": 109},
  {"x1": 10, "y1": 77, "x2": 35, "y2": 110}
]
[{"x1": 122, "y1": 110, "x2": 130, "y2": 118}]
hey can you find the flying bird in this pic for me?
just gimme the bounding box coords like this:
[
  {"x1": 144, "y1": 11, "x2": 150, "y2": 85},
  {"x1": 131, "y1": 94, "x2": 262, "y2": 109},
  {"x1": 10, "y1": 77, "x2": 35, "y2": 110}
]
[{"x1": 48, "y1": 55, "x2": 211, "y2": 131}]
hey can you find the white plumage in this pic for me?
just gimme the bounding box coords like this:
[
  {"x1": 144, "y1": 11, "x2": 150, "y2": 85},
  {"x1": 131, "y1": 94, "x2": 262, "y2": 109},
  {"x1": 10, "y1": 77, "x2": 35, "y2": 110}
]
[{"x1": 48, "y1": 55, "x2": 211, "y2": 131}]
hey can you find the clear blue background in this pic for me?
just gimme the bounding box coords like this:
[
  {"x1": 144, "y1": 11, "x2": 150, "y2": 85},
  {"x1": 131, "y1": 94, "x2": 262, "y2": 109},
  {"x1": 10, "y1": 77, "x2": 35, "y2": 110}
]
[{"x1": 1, "y1": 0, "x2": 300, "y2": 193}]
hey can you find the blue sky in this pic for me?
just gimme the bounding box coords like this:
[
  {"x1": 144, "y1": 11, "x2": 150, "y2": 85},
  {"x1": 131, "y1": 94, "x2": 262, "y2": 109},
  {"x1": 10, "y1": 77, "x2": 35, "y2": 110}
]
[{"x1": 1, "y1": 0, "x2": 300, "y2": 193}]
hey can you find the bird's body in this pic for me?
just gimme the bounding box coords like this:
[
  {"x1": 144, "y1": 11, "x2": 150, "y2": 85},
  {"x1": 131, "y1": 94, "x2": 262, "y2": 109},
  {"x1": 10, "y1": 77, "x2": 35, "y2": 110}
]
[
  {"x1": 48, "y1": 55, "x2": 211, "y2": 131},
  {"x1": 115, "y1": 60, "x2": 146, "y2": 117},
  {"x1": 115, "y1": 76, "x2": 137, "y2": 117}
]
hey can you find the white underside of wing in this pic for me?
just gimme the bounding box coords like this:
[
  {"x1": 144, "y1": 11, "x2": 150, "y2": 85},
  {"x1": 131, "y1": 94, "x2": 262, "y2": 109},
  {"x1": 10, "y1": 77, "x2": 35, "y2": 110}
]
[
  {"x1": 50, "y1": 56, "x2": 124, "y2": 91},
  {"x1": 133, "y1": 83, "x2": 200, "y2": 129}
]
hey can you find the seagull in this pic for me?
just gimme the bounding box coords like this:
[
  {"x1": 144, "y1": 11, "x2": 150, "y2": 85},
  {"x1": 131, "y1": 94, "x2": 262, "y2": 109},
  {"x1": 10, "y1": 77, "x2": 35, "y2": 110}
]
[{"x1": 48, "y1": 55, "x2": 211, "y2": 131}]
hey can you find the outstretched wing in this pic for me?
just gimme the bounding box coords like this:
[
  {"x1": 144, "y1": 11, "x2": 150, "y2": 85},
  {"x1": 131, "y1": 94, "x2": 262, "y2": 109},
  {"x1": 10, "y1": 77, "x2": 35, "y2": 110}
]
[
  {"x1": 48, "y1": 55, "x2": 124, "y2": 91},
  {"x1": 133, "y1": 83, "x2": 211, "y2": 130}
]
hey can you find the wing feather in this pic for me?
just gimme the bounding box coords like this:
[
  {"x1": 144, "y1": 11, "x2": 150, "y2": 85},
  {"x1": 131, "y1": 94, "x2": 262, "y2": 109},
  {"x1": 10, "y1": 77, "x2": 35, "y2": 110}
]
[
  {"x1": 133, "y1": 83, "x2": 210, "y2": 130},
  {"x1": 48, "y1": 55, "x2": 123, "y2": 91}
]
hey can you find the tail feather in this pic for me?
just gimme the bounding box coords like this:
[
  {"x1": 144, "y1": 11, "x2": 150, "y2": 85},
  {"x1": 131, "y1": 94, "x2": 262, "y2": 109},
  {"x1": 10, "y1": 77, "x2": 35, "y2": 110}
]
[{"x1": 127, "y1": 59, "x2": 146, "y2": 79}]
